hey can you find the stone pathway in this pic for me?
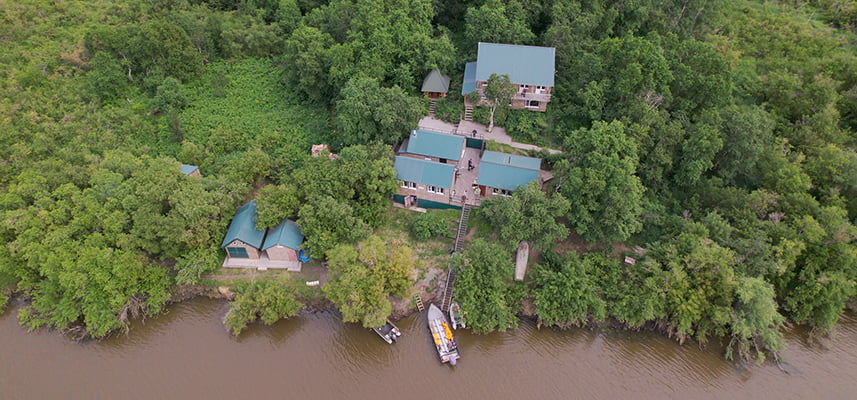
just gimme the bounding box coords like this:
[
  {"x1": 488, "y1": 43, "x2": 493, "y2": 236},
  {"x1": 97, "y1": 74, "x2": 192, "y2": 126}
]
[{"x1": 417, "y1": 116, "x2": 562, "y2": 155}]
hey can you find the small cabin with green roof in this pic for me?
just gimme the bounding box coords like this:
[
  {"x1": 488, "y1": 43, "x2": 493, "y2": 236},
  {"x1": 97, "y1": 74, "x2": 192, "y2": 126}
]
[
  {"x1": 463, "y1": 42, "x2": 556, "y2": 112},
  {"x1": 180, "y1": 164, "x2": 201, "y2": 177},
  {"x1": 421, "y1": 69, "x2": 451, "y2": 99},
  {"x1": 221, "y1": 201, "x2": 266, "y2": 259},
  {"x1": 262, "y1": 219, "x2": 304, "y2": 262},
  {"x1": 477, "y1": 151, "x2": 542, "y2": 198}
]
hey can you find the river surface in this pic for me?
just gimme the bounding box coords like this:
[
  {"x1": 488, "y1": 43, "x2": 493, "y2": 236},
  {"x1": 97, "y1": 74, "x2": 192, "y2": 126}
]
[{"x1": 2, "y1": 298, "x2": 856, "y2": 399}]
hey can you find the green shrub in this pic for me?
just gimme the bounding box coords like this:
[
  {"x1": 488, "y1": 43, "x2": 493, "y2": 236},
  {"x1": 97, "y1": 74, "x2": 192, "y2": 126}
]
[
  {"x1": 411, "y1": 212, "x2": 449, "y2": 240},
  {"x1": 433, "y1": 96, "x2": 461, "y2": 123}
]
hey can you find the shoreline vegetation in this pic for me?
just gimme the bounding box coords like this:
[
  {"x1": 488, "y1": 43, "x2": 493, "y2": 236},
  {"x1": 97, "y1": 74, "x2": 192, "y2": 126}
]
[{"x1": 1, "y1": 0, "x2": 857, "y2": 365}]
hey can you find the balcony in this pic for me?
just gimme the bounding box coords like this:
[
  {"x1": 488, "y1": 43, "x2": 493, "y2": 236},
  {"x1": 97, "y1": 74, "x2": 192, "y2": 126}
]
[{"x1": 512, "y1": 92, "x2": 551, "y2": 102}]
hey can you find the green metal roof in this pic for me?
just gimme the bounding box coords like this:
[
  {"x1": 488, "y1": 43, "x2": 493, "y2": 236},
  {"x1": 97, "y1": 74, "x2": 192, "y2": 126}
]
[
  {"x1": 481, "y1": 150, "x2": 542, "y2": 170},
  {"x1": 262, "y1": 219, "x2": 303, "y2": 251},
  {"x1": 403, "y1": 130, "x2": 465, "y2": 161},
  {"x1": 461, "y1": 62, "x2": 477, "y2": 95},
  {"x1": 394, "y1": 156, "x2": 455, "y2": 188},
  {"x1": 421, "y1": 69, "x2": 451, "y2": 93},
  {"x1": 221, "y1": 201, "x2": 266, "y2": 249},
  {"x1": 475, "y1": 43, "x2": 555, "y2": 86},
  {"x1": 477, "y1": 161, "x2": 540, "y2": 191},
  {"x1": 477, "y1": 151, "x2": 542, "y2": 191},
  {"x1": 179, "y1": 164, "x2": 199, "y2": 175}
]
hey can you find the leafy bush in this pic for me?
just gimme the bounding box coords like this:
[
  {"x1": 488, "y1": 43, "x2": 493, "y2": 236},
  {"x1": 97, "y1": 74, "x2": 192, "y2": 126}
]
[
  {"x1": 504, "y1": 109, "x2": 550, "y2": 146},
  {"x1": 432, "y1": 96, "x2": 461, "y2": 123},
  {"x1": 224, "y1": 279, "x2": 304, "y2": 336},
  {"x1": 411, "y1": 212, "x2": 450, "y2": 240}
]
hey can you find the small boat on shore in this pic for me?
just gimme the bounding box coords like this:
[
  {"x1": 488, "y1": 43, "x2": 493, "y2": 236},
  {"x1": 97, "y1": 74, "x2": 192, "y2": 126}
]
[
  {"x1": 428, "y1": 304, "x2": 460, "y2": 365},
  {"x1": 372, "y1": 321, "x2": 402, "y2": 344},
  {"x1": 449, "y1": 302, "x2": 465, "y2": 329}
]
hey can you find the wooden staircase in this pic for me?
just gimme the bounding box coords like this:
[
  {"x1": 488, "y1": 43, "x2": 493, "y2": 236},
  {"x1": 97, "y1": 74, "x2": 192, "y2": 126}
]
[
  {"x1": 429, "y1": 99, "x2": 437, "y2": 116},
  {"x1": 463, "y1": 104, "x2": 473, "y2": 121},
  {"x1": 439, "y1": 204, "x2": 473, "y2": 312},
  {"x1": 454, "y1": 204, "x2": 472, "y2": 252},
  {"x1": 440, "y1": 264, "x2": 456, "y2": 312}
]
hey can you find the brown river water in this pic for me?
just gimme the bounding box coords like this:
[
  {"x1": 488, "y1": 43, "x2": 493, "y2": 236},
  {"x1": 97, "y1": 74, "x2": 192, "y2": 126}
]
[{"x1": 2, "y1": 298, "x2": 856, "y2": 399}]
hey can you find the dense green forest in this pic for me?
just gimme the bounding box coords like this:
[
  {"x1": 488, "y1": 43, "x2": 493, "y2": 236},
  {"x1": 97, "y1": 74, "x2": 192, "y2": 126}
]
[{"x1": 1, "y1": 0, "x2": 856, "y2": 361}]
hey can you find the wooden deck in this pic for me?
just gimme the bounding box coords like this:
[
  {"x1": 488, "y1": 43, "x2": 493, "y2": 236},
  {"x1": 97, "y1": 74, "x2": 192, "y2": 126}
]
[{"x1": 222, "y1": 253, "x2": 302, "y2": 271}]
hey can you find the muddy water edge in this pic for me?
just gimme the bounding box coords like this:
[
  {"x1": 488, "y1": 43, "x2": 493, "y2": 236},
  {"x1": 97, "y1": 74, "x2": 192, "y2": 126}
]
[{"x1": 1, "y1": 298, "x2": 856, "y2": 399}]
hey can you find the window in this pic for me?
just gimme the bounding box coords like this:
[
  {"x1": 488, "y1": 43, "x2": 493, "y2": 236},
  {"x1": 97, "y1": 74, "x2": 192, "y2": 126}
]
[
  {"x1": 519, "y1": 84, "x2": 530, "y2": 94},
  {"x1": 427, "y1": 185, "x2": 445, "y2": 194},
  {"x1": 525, "y1": 100, "x2": 540, "y2": 108},
  {"x1": 536, "y1": 85, "x2": 547, "y2": 94},
  {"x1": 401, "y1": 181, "x2": 417, "y2": 189},
  {"x1": 492, "y1": 188, "x2": 512, "y2": 197},
  {"x1": 227, "y1": 247, "x2": 249, "y2": 258}
]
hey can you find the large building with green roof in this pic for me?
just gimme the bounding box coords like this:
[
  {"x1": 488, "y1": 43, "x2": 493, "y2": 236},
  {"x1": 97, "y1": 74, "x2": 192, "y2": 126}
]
[
  {"x1": 394, "y1": 128, "x2": 466, "y2": 207},
  {"x1": 463, "y1": 42, "x2": 556, "y2": 112},
  {"x1": 477, "y1": 151, "x2": 542, "y2": 197},
  {"x1": 400, "y1": 129, "x2": 465, "y2": 162}
]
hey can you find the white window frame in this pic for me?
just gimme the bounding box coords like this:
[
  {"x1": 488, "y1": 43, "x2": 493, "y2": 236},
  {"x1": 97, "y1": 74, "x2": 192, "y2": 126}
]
[
  {"x1": 427, "y1": 185, "x2": 445, "y2": 194},
  {"x1": 535, "y1": 85, "x2": 547, "y2": 94},
  {"x1": 401, "y1": 180, "x2": 417, "y2": 189},
  {"x1": 492, "y1": 187, "x2": 512, "y2": 197},
  {"x1": 519, "y1": 84, "x2": 530, "y2": 94},
  {"x1": 525, "y1": 100, "x2": 540, "y2": 109}
]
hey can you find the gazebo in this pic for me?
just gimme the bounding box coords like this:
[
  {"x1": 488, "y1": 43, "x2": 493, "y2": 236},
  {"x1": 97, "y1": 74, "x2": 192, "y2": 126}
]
[{"x1": 421, "y1": 69, "x2": 451, "y2": 99}]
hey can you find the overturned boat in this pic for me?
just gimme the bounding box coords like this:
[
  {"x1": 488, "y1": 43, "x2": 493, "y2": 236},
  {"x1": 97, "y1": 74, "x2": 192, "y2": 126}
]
[
  {"x1": 428, "y1": 304, "x2": 461, "y2": 365},
  {"x1": 372, "y1": 321, "x2": 402, "y2": 344}
]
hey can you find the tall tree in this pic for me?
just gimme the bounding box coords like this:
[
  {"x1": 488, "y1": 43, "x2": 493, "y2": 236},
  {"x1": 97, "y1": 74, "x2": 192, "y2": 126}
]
[
  {"x1": 556, "y1": 120, "x2": 645, "y2": 243},
  {"x1": 335, "y1": 75, "x2": 425, "y2": 146},
  {"x1": 297, "y1": 196, "x2": 371, "y2": 258},
  {"x1": 322, "y1": 236, "x2": 416, "y2": 327},
  {"x1": 482, "y1": 73, "x2": 516, "y2": 133},
  {"x1": 479, "y1": 181, "x2": 570, "y2": 250},
  {"x1": 452, "y1": 239, "x2": 522, "y2": 333}
]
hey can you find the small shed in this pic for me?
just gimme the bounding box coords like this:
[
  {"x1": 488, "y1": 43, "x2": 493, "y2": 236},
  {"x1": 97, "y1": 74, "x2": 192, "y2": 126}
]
[
  {"x1": 180, "y1": 164, "x2": 201, "y2": 177},
  {"x1": 262, "y1": 219, "x2": 304, "y2": 262},
  {"x1": 221, "y1": 201, "x2": 266, "y2": 259},
  {"x1": 421, "y1": 69, "x2": 451, "y2": 99}
]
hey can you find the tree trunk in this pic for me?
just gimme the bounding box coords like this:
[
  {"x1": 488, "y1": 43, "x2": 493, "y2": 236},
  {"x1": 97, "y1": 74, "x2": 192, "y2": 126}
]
[{"x1": 488, "y1": 104, "x2": 496, "y2": 133}]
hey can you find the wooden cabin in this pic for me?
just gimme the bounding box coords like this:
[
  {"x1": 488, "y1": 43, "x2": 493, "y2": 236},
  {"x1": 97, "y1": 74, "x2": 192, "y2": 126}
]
[
  {"x1": 221, "y1": 201, "x2": 266, "y2": 259},
  {"x1": 180, "y1": 164, "x2": 201, "y2": 177},
  {"x1": 262, "y1": 219, "x2": 304, "y2": 262}
]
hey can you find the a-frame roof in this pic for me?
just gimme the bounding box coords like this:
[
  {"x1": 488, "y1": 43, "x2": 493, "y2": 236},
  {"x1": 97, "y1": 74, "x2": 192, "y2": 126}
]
[
  {"x1": 421, "y1": 69, "x2": 451, "y2": 93},
  {"x1": 262, "y1": 219, "x2": 303, "y2": 251},
  {"x1": 221, "y1": 201, "x2": 266, "y2": 249}
]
